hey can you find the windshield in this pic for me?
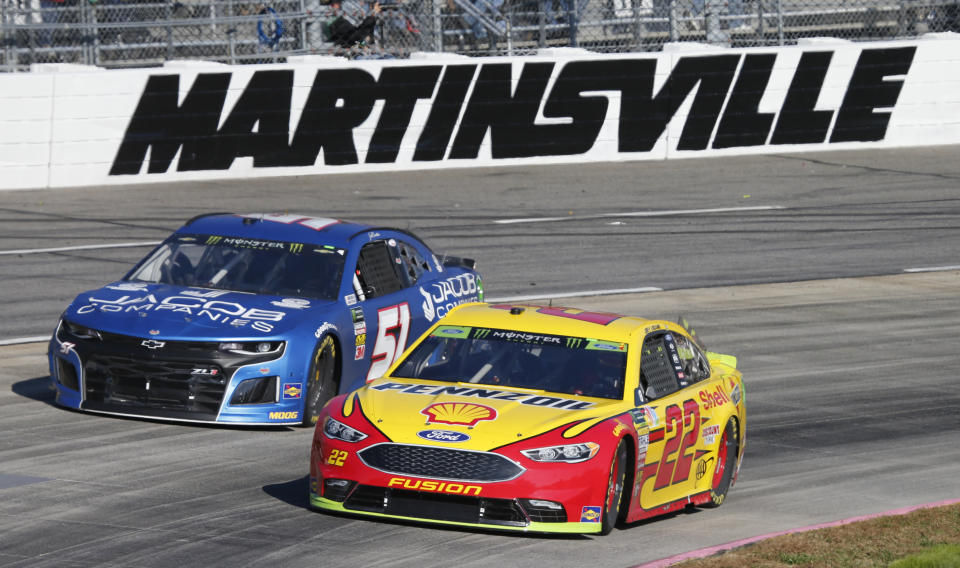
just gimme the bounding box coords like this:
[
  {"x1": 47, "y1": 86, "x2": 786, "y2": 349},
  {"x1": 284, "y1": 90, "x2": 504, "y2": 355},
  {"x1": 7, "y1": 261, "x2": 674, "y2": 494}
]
[
  {"x1": 392, "y1": 326, "x2": 627, "y2": 400},
  {"x1": 126, "y1": 234, "x2": 346, "y2": 300}
]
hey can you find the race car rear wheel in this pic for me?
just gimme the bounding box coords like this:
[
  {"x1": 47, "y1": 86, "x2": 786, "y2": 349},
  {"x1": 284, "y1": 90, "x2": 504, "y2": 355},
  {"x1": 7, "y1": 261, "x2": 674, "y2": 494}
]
[
  {"x1": 601, "y1": 442, "x2": 628, "y2": 535},
  {"x1": 302, "y1": 335, "x2": 339, "y2": 427},
  {"x1": 703, "y1": 418, "x2": 738, "y2": 508}
]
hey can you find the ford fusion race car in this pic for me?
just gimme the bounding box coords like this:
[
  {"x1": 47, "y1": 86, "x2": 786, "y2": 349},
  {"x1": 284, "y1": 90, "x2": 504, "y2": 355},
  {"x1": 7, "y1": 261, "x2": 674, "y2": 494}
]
[
  {"x1": 309, "y1": 303, "x2": 745, "y2": 534},
  {"x1": 48, "y1": 213, "x2": 482, "y2": 426}
]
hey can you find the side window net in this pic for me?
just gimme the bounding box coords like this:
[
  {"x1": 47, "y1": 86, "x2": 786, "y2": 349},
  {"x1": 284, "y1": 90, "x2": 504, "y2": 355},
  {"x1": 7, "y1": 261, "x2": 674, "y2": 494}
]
[
  {"x1": 640, "y1": 333, "x2": 680, "y2": 399},
  {"x1": 356, "y1": 241, "x2": 404, "y2": 299}
]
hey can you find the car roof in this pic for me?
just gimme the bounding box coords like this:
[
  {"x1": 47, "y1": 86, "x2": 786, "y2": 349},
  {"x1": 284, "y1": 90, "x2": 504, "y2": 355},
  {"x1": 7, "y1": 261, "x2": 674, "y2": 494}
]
[
  {"x1": 176, "y1": 213, "x2": 379, "y2": 247},
  {"x1": 439, "y1": 303, "x2": 682, "y2": 342}
]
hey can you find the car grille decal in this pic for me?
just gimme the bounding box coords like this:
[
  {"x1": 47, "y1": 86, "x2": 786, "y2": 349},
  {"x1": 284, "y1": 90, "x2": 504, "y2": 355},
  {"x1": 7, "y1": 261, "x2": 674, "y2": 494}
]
[{"x1": 357, "y1": 443, "x2": 525, "y2": 482}]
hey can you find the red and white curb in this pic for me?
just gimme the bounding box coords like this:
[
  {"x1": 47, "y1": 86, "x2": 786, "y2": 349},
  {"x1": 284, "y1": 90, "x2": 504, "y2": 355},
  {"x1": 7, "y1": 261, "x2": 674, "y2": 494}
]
[{"x1": 633, "y1": 498, "x2": 960, "y2": 568}]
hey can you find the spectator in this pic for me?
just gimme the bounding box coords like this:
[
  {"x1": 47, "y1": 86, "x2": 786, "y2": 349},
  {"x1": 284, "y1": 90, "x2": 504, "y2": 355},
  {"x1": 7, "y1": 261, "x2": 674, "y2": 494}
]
[
  {"x1": 39, "y1": 0, "x2": 68, "y2": 48},
  {"x1": 544, "y1": 0, "x2": 589, "y2": 45},
  {"x1": 726, "y1": 0, "x2": 749, "y2": 30},
  {"x1": 326, "y1": 0, "x2": 382, "y2": 47},
  {"x1": 455, "y1": 0, "x2": 505, "y2": 41}
]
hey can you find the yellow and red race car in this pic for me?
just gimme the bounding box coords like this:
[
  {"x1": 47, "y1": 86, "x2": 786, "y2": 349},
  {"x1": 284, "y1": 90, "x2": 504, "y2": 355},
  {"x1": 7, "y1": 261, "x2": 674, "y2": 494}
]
[{"x1": 309, "y1": 302, "x2": 745, "y2": 534}]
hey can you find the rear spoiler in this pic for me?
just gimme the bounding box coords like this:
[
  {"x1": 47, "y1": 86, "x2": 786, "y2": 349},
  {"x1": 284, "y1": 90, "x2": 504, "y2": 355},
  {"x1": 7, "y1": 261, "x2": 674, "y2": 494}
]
[
  {"x1": 707, "y1": 352, "x2": 738, "y2": 369},
  {"x1": 440, "y1": 255, "x2": 477, "y2": 271},
  {"x1": 678, "y1": 315, "x2": 738, "y2": 369}
]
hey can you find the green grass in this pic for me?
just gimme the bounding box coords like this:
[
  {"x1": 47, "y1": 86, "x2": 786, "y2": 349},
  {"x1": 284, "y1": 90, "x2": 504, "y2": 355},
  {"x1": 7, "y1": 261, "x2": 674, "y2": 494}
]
[
  {"x1": 667, "y1": 504, "x2": 960, "y2": 568},
  {"x1": 889, "y1": 544, "x2": 960, "y2": 568}
]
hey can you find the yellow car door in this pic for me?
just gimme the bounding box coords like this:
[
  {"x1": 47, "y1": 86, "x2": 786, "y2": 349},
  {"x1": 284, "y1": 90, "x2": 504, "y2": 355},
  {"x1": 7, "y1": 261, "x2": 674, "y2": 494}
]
[{"x1": 635, "y1": 329, "x2": 710, "y2": 510}]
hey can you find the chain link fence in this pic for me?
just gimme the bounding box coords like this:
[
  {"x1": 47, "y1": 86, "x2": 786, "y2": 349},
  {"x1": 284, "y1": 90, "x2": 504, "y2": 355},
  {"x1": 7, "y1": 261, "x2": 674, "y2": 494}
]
[{"x1": 2, "y1": 0, "x2": 959, "y2": 69}]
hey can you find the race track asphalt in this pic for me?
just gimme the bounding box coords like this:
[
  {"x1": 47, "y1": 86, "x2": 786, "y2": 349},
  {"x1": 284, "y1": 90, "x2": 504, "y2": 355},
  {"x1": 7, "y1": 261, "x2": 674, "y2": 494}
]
[{"x1": 1, "y1": 146, "x2": 959, "y2": 567}]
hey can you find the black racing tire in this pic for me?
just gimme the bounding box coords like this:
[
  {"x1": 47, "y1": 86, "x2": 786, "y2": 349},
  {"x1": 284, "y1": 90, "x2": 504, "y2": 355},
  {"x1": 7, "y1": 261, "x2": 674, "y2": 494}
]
[
  {"x1": 600, "y1": 442, "x2": 628, "y2": 535},
  {"x1": 301, "y1": 335, "x2": 339, "y2": 428},
  {"x1": 702, "y1": 418, "x2": 739, "y2": 508}
]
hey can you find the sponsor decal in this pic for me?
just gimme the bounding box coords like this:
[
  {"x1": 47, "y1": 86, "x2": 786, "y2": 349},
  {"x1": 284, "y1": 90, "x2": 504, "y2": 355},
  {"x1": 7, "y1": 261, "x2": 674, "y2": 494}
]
[
  {"x1": 696, "y1": 457, "x2": 715, "y2": 480},
  {"x1": 59, "y1": 341, "x2": 76, "y2": 355},
  {"x1": 345, "y1": 294, "x2": 357, "y2": 306},
  {"x1": 421, "y1": 402, "x2": 497, "y2": 427},
  {"x1": 283, "y1": 382, "x2": 303, "y2": 399},
  {"x1": 701, "y1": 424, "x2": 720, "y2": 445},
  {"x1": 148, "y1": 329, "x2": 160, "y2": 335},
  {"x1": 419, "y1": 274, "x2": 479, "y2": 322},
  {"x1": 354, "y1": 345, "x2": 365, "y2": 360},
  {"x1": 490, "y1": 330, "x2": 563, "y2": 345},
  {"x1": 612, "y1": 423, "x2": 625, "y2": 437},
  {"x1": 630, "y1": 406, "x2": 659, "y2": 428},
  {"x1": 372, "y1": 381, "x2": 595, "y2": 410},
  {"x1": 416, "y1": 429, "x2": 471, "y2": 443},
  {"x1": 109, "y1": 48, "x2": 915, "y2": 177},
  {"x1": 259, "y1": 367, "x2": 270, "y2": 374},
  {"x1": 580, "y1": 506, "x2": 602, "y2": 522},
  {"x1": 77, "y1": 292, "x2": 285, "y2": 334},
  {"x1": 268, "y1": 411, "x2": 299, "y2": 420},
  {"x1": 350, "y1": 307, "x2": 365, "y2": 331},
  {"x1": 730, "y1": 383, "x2": 742, "y2": 406},
  {"x1": 355, "y1": 333, "x2": 366, "y2": 347},
  {"x1": 699, "y1": 385, "x2": 731, "y2": 410},
  {"x1": 387, "y1": 477, "x2": 481, "y2": 496}
]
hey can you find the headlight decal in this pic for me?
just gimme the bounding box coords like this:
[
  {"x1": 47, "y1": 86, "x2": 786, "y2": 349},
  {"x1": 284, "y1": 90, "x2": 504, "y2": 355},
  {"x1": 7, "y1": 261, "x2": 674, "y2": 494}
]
[
  {"x1": 324, "y1": 416, "x2": 368, "y2": 443},
  {"x1": 521, "y1": 442, "x2": 600, "y2": 463}
]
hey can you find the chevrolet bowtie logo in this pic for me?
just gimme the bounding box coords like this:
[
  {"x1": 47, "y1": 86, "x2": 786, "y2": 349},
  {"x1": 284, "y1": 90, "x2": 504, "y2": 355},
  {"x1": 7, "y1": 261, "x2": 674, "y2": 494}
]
[{"x1": 141, "y1": 339, "x2": 166, "y2": 349}]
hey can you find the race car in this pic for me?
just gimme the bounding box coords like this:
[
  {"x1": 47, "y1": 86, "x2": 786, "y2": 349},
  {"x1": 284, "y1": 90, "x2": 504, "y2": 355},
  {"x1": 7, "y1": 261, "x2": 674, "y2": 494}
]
[
  {"x1": 47, "y1": 213, "x2": 482, "y2": 426},
  {"x1": 309, "y1": 303, "x2": 745, "y2": 534}
]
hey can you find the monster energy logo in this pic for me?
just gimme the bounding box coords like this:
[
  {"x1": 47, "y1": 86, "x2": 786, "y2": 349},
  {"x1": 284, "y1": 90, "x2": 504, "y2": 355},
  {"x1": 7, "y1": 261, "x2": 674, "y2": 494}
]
[
  {"x1": 566, "y1": 337, "x2": 584, "y2": 348},
  {"x1": 289, "y1": 243, "x2": 304, "y2": 253},
  {"x1": 206, "y1": 235, "x2": 223, "y2": 245},
  {"x1": 474, "y1": 328, "x2": 491, "y2": 339}
]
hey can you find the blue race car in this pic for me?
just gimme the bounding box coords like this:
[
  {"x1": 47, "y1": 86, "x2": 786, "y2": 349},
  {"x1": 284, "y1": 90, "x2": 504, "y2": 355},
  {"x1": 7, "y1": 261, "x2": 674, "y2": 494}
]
[{"x1": 48, "y1": 213, "x2": 483, "y2": 426}]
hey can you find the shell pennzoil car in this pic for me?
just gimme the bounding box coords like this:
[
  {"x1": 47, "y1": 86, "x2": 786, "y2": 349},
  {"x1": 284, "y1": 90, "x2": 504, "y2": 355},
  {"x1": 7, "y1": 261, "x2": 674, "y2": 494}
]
[
  {"x1": 309, "y1": 303, "x2": 745, "y2": 534},
  {"x1": 47, "y1": 213, "x2": 482, "y2": 426}
]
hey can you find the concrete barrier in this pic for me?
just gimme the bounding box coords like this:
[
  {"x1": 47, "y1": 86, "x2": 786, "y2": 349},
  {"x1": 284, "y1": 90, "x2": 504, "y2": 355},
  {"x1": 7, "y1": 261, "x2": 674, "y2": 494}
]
[{"x1": 2, "y1": 35, "x2": 959, "y2": 190}]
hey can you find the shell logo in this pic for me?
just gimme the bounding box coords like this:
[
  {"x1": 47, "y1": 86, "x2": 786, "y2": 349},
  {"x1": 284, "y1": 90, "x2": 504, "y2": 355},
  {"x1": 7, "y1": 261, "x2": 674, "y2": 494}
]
[{"x1": 421, "y1": 402, "x2": 497, "y2": 427}]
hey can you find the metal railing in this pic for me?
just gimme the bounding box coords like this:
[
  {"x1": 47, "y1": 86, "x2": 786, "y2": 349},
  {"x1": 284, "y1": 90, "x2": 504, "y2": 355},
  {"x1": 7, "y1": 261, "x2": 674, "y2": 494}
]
[{"x1": 2, "y1": 0, "x2": 958, "y2": 69}]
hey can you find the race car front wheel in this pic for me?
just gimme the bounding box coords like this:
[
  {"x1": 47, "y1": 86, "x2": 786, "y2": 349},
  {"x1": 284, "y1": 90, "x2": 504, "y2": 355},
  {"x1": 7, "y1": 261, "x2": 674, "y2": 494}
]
[
  {"x1": 703, "y1": 418, "x2": 738, "y2": 508},
  {"x1": 302, "y1": 335, "x2": 338, "y2": 427},
  {"x1": 601, "y1": 442, "x2": 628, "y2": 535}
]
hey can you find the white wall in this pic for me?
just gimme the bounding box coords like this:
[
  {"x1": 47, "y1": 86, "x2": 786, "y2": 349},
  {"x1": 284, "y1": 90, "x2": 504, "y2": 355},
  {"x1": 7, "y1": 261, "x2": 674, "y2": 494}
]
[{"x1": 1, "y1": 35, "x2": 959, "y2": 190}]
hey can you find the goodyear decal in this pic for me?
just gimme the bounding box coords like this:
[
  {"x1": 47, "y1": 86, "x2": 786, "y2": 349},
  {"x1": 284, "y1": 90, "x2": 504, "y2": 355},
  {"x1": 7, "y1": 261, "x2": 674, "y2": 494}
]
[
  {"x1": 371, "y1": 382, "x2": 595, "y2": 410},
  {"x1": 388, "y1": 477, "x2": 482, "y2": 496}
]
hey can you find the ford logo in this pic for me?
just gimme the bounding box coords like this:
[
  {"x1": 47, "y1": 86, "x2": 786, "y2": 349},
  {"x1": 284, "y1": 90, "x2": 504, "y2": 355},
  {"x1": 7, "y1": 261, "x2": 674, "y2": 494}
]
[{"x1": 416, "y1": 429, "x2": 470, "y2": 443}]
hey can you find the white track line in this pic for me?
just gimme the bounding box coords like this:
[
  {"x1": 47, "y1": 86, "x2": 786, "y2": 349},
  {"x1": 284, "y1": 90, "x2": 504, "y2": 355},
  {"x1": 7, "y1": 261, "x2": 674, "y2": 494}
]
[
  {"x1": 487, "y1": 287, "x2": 661, "y2": 303},
  {"x1": 0, "y1": 241, "x2": 161, "y2": 256},
  {"x1": 903, "y1": 265, "x2": 960, "y2": 273},
  {"x1": 0, "y1": 336, "x2": 50, "y2": 346},
  {"x1": 494, "y1": 205, "x2": 785, "y2": 225}
]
